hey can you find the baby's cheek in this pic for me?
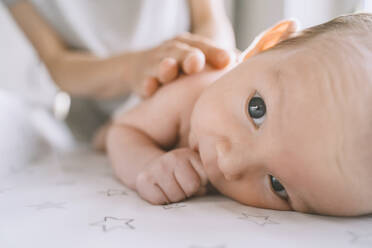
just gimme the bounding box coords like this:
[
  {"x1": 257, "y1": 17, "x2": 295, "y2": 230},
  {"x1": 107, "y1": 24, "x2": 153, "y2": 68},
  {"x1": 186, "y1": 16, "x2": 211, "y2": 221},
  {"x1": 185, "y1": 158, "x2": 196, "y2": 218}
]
[
  {"x1": 209, "y1": 172, "x2": 292, "y2": 211},
  {"x1": 211, "y1": 179, "x2": 253, "y2": 204}
]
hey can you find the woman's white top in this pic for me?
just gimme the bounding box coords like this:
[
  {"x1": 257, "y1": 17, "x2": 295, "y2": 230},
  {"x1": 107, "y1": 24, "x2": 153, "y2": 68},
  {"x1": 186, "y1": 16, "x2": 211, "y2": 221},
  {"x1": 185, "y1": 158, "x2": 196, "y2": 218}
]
[{"x1": 4, "y1": 0, "x2": 190, "y2": 56}]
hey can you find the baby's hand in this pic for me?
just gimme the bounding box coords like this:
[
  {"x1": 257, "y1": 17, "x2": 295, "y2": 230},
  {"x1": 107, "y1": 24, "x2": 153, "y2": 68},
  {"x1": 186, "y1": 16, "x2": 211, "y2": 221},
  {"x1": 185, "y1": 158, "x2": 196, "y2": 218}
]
[
  {"x1": 132, "y1": 33, "x2": 232, "y2": 98},
  {"x1": 135, "y1": 148, "x2": 208, "y2": 205}
]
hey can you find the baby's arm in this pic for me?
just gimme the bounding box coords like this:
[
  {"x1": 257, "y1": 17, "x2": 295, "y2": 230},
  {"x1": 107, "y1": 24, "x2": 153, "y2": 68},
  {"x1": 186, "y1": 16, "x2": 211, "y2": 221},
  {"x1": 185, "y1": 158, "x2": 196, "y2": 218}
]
[{"x1": 106, "y1": 73, "x2": 215, "y2": 204}]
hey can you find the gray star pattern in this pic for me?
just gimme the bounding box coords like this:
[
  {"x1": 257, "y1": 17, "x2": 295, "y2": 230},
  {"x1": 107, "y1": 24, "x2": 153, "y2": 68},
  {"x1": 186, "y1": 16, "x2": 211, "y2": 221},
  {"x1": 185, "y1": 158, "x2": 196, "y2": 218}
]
[
  {"x1": 238, "y1": 213, "x2": 279, "y2": 226},
  {"x1": 27, "y1": 201, "x2": 66, "y2": 210},
  {"x1": 348, "y1": 231, "x2": 372, "y2": 246},
  {"x1": 90, "y1": 216, "x2": 135, "y2": 232},
  {"x1": 99, "y1": 189, "x2": 127, "y2": 197},
  {"x1": 162, "y1": 203, "x2": 187, "y2": 210}
]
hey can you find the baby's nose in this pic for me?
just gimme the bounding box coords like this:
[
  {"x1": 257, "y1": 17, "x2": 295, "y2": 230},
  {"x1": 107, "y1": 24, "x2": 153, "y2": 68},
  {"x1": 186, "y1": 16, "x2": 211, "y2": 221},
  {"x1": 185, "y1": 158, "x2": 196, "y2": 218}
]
[{"x1": 216, "y1": 139, "x2": 248, "y2": 181}]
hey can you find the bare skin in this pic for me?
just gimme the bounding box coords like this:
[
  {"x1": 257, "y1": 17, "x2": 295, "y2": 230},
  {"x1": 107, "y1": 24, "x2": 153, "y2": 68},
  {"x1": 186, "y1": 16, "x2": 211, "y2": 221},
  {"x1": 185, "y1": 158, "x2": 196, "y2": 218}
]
[
  {"x1": 107, "y1": 19, "x2": 372, "y2": 216},
  {"x1": 190, "y1": 41, "x2": 372, "y2": 216},
  {"x1": 8, "y1": 0, "x2": 235, "y2": 98},
  {"x1": 107, "y1": 68, "x2": 224, "y2": 200}
]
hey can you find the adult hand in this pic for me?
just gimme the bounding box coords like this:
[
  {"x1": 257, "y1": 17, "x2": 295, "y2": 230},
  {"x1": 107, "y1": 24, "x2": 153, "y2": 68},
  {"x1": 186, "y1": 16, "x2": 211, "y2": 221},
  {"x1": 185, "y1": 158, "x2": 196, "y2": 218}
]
[{"x1": 131, "y1": 32, "x2": 232, "y2": 97}]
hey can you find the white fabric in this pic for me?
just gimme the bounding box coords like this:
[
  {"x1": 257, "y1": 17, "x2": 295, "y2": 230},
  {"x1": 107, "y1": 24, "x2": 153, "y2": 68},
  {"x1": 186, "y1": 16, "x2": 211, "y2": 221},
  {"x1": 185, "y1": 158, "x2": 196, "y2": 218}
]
[
  {"x1": 364, "y1": 0, "x2": 372, "y2": 12},
  {"x1": 1, "y1": 147, "x2": 372, "y2": 248},
  {"x1": 22, "y1": 0, "x2": 190, "y2": 57},
  {"x1": 0, "y1": 90, "x2": 75, "y2": 176},
  {"x1": 0, "y1": 2, "x2": 58, "y2": 109},
  {"x1": 0, "y1": 91, "x2": 49, "y2": 172}
]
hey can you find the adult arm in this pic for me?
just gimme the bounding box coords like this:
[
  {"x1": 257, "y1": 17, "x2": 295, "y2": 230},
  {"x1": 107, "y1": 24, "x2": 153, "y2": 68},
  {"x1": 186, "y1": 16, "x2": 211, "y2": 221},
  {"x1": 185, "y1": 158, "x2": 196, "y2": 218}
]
[
  {"x1": 189, "y1": 0, "x2": 235, "y2": 49},
  {"x1": 8, "y1": 1, "x2": 234, "y2": 99},
  {"x1": 8, "y1": 1, "x2": 135, "y2": 99}
]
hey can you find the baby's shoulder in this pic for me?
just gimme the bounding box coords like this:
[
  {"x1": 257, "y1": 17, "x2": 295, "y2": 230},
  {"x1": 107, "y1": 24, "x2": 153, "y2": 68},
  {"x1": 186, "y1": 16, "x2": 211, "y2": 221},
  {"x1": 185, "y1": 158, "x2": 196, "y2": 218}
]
[
  {"x1": 153, "y1": 68, "x2": 225, "y2": 147},
  {"x1": 153, "y1": 68, "x2": 226, "y2": 111},
  {"x1": 113, "y1": 68, "x2": 226, "y2": 149}
]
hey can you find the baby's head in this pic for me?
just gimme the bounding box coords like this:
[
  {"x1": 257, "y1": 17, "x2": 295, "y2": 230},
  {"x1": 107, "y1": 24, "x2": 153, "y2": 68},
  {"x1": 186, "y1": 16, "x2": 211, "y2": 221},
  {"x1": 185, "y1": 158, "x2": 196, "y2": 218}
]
[{"x1": 189, "y1": 14, "x2": 372, "y2": 216}]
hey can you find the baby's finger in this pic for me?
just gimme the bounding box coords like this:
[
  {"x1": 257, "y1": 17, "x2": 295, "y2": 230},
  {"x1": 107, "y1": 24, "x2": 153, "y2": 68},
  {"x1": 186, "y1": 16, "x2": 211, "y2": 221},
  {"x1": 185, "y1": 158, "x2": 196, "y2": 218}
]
[
  {"x1": 187, "y1": 151, "x2": 209, "y2": 188},
  {"x1": 174, "y1": 33, "x2": 231, "y2": 69},
  {"x1": 156, "y1": 171, "x2": 187, "y2": 202},
  {"x1": 136, "y1": 173, "x2": 169, "y2": 204},
  {"x1": 174, "y1": 160, "x2": 202, "y2": 197}
]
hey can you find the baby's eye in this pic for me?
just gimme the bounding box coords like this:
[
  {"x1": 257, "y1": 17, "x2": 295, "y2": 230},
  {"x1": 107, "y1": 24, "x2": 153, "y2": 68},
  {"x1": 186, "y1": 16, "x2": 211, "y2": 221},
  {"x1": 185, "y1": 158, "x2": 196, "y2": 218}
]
[
  {"x1": 248, "y1": 93, "x2": 266, "y2": 126},
  {"x1": 269, "y1": 175, "x2": 288, "y2": 200}
]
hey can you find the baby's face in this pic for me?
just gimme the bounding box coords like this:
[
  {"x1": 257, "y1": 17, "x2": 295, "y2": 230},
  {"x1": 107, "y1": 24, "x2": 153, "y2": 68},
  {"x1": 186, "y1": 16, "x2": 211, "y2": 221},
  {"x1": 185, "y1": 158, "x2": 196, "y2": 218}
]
[{"x1": 189, "y1": 37, "x2": 372, "y2": 216}]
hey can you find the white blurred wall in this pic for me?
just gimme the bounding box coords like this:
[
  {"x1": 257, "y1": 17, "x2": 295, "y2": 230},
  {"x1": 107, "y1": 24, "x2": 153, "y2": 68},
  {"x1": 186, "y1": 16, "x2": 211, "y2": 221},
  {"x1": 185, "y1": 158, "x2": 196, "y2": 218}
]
[
  {"x1": 230, "y1": 0, "x2": 364, "y2": 50},
  {"x1": 365, "y1": 0, "x2": 372, "y2": 11}
]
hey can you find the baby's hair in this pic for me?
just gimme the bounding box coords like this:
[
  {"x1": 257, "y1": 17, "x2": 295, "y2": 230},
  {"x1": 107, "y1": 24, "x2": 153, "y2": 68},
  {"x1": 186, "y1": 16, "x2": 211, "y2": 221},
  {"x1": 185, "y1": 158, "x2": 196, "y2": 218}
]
[{"x1": 273, "y1": 13, "x2": 372, "y2": 50}]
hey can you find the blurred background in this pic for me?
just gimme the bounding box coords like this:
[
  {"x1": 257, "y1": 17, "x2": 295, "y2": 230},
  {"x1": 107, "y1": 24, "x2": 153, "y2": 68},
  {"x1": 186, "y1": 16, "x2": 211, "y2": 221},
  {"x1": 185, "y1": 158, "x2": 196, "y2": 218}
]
[
  {"x1": 225, "y1": 0, "x2": 367, "y2": 49},
  {"x1": 1, "y1": 0, "x2": 371, "y2": 101},
  {"x1": 1, "y1": 0, "x2": 370, "y2": 93}
]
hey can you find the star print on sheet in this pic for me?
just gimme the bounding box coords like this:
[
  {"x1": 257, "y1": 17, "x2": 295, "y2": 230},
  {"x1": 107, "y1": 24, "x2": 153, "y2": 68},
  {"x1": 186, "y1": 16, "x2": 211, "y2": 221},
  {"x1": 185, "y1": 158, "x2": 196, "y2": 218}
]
[
  {"x1": 348, "y1": 231, "x2": 372, "y2": 246},
  {"x1": 162, "y1": 203, "x2": 187, "y2": 210},
  {"x1": 90, "y1": 217, "x2": 135, "y2": 232},
  {"x1": 98, "y1": 189, "x2": 127, "y2": 197},
  {"x1": 27, "y1": 201, "x2": 66, "y2": 210},
  {"x1": 238, "y1": 213, "x2": 279, "y2": 226}
]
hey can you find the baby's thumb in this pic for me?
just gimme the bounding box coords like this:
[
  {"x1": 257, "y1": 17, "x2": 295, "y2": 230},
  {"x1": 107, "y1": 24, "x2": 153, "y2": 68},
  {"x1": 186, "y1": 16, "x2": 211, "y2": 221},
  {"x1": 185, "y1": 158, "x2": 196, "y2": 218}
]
[{"x1": 188, "y1": 150, "x2": 208, "y2": 188}]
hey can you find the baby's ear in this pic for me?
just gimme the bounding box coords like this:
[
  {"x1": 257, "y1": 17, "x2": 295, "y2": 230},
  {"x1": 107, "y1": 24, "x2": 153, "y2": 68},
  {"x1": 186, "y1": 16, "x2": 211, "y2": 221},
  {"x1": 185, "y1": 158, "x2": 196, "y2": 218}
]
[{"x1": 239, "y1": 20, "x2": 299, "y2": 62}]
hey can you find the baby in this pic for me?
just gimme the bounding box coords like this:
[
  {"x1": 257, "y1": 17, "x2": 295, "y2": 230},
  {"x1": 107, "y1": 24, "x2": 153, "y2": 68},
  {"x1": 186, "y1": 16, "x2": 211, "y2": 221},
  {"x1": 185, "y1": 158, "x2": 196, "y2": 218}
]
[{"x1": 106, "y1": 13, "x2": 372, "y2": 216}]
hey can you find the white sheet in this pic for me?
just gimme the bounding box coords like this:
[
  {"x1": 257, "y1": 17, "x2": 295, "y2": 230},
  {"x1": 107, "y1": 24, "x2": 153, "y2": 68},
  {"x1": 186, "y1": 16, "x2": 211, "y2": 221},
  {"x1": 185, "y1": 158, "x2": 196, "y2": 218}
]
[{"x1": 1, "y1": 146, "x2": 372, "y2": 248}]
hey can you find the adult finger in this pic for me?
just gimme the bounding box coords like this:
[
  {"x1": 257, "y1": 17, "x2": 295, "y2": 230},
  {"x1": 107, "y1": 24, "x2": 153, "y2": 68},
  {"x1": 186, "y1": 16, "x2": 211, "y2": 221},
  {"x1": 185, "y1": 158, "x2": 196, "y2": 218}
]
[
  {"x1": 174, "y1": 33, "x2": 231, "y2": 69},
  {"x1": 157, "y1": 41, "x2": 206, "y2": 83}
]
